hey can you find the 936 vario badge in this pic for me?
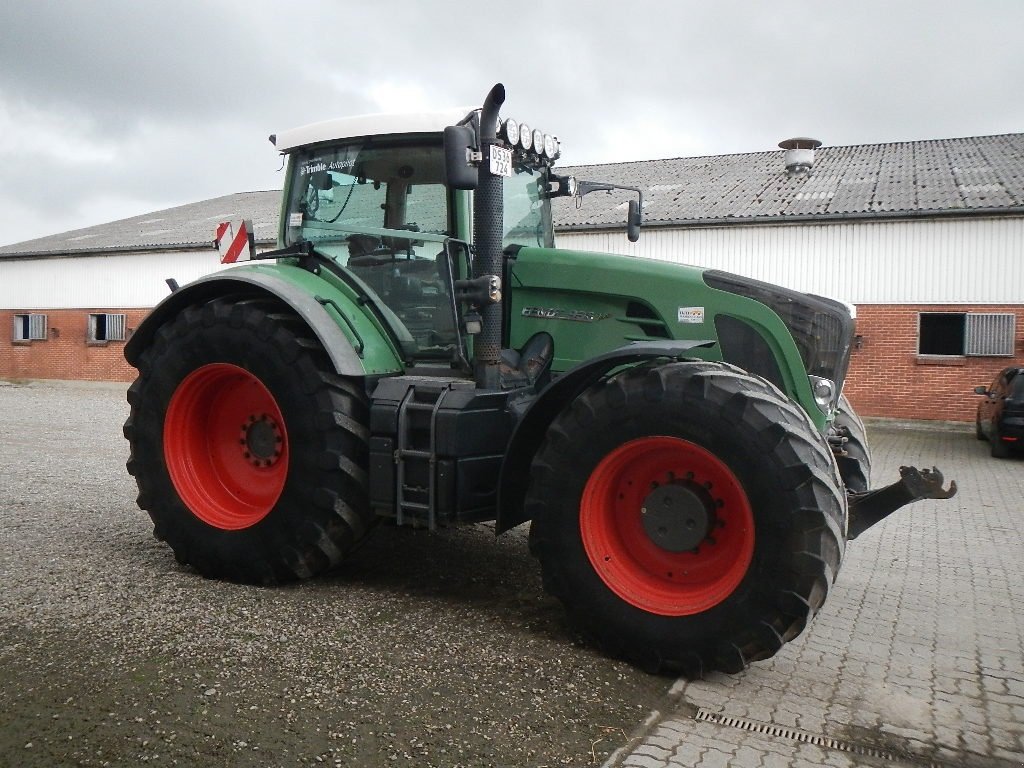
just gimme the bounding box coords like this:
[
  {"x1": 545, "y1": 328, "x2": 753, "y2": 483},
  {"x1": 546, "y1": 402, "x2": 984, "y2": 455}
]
[{"x1": 521, "y1": 306, "x2": 609, "y2": 323}]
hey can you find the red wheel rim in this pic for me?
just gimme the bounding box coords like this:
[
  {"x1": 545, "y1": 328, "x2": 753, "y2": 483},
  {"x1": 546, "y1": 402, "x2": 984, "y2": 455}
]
[
  {"x1": 580, "y1": 436, "x2": 754, "y2": 616},
  {"x1": 164, "y1": 363, "x2": 288, "y2": 530}
]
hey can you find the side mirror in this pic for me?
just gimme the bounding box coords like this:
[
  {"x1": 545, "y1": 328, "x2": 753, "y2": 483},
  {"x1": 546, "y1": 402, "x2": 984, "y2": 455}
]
[
  {"x1": 575, "y1": 179, "x2": 643, "y2": 242},
  {"x1": 974, "y1": 386, "x2": 989, "y2": 395},
  {"x1": 443, "y1": 125, "x2": 479, "y2": 191},
  {"x1": 627, "y1": 198, "x2": 642, "y2": 242}
]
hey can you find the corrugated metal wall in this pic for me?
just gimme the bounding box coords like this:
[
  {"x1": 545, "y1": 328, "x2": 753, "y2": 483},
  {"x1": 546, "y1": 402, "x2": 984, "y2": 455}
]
[
  {"x1": 2, "y1": 215, "x2": 1021, "y2": 309},
  {"x1": 556, "y1": 216, "x2": 1024, "y2": 304},
  {"x1": 0, "y1": 250, "x2": 231, "y2": 309}
]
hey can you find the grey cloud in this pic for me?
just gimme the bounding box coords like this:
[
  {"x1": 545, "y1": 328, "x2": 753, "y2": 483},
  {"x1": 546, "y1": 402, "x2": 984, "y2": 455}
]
[{"x1": 2, "y1": 0, "x2": 1023, "y2": 246}]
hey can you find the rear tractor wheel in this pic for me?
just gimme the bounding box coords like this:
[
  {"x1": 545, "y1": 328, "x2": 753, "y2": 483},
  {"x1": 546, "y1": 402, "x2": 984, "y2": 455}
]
[
  {"x1": 123, "y1": 295, "x2": 374, "y2": 583},
  {"x1": 527, "y1": 361, "x2": 846, "y2": 676}
]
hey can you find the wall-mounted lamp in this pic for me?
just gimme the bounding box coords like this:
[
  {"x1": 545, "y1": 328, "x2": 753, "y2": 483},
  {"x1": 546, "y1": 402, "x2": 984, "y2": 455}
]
[
  {"x1": 50, "y1": 327, "x2": 60, "y2": 339},
  {"x1": 854, "y1": 334, "x2": 864, "y2": 350}
]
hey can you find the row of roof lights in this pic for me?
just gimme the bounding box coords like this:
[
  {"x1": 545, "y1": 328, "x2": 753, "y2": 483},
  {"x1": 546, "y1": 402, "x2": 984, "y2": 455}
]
[{"x1": 500, "y1": 118, "x2": 560, "y2": 160}]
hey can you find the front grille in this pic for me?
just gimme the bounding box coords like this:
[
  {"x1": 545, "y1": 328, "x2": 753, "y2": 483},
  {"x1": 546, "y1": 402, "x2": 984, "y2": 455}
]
[{"x1": 704, "y1": 270, "x2": 855, "y2": 393}]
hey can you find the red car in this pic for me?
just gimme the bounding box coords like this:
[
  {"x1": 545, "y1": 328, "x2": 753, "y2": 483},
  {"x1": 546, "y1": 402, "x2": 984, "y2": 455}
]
[{"x1": 975, "y1": 366, "x2": 1024, "y2": 458}]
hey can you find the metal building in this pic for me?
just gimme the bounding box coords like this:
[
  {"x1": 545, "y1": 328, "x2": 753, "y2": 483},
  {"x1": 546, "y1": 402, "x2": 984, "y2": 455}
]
[
  {"x1": 0, "y1": 192, "x2": 277, "y2": 382},
  {"x1": 554, "y1": 134, "x2": 1024, "y2": 421},
  {"x1": 2, "y1": 135, "x2": 1022, "y2": 421}
]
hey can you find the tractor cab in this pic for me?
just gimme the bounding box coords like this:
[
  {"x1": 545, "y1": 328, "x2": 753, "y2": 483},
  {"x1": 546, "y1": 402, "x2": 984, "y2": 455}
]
[{"x1": 273, "y1": 108, "x2": 559, "y2": 367}]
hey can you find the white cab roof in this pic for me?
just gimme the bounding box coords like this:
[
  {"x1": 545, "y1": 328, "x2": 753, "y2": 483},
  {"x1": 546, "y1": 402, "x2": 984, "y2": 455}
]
[{"x1": 274, "y1": 107, "x2": 476, "y2": 152}]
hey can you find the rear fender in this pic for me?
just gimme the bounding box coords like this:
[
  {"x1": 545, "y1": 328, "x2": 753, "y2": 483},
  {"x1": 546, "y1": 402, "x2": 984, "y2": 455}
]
[
  {"x1": 495, "y1": 339, "x2": 714, "y2": 533},
  {"x1": 124, "y1": 267, "x2": 404, "y2": 377}
]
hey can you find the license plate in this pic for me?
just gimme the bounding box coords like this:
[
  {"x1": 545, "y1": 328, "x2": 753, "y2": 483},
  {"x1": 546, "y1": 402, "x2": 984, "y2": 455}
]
[{"x1": 489, "y1": 145, "x2": 513, "y2": 177}]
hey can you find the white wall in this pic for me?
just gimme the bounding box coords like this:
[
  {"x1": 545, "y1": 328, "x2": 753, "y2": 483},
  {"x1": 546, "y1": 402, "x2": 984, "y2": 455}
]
[
  {"x1": 557, "y1": 216, "x2": 1024, "y2": 305},
  {"x1": 4, "y1": 214, "x2": 1022, "y2": 309},
  {"x1": 0, "y1": 249, "x2": 234, "y2": 309}
]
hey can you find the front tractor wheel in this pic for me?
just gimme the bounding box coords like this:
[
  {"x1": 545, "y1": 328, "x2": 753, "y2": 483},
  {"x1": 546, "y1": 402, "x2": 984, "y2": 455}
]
[
  {"x1": 124, "y1": 296, "x2": 374, "y2": 583},
  {"x1": 527, "y1": 362, "x2": 847, "y2": 676}
]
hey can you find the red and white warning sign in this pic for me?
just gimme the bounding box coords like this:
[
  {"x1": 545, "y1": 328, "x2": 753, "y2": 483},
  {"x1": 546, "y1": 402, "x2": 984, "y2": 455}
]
[{"x1": 214, "y1": 219, "x2": 256, "y2": 264}]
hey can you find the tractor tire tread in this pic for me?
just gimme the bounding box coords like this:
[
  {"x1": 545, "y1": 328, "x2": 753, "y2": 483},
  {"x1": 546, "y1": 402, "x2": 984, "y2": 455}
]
[
  {"x1": 124, "y1": 293, "x2": 375, "y2": 584},
  {"x1": 527, "y1": 361, "x2": 845, "y2": 676}
]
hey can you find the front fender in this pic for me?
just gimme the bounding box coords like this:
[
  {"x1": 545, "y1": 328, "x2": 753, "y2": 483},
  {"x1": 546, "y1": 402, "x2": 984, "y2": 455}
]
[
  {"x1": 124, "y1": 265, "x2": 405, "y2": 377},
  {"x1": 495, "y1": 339, "x2": 714, "y2": 533}
]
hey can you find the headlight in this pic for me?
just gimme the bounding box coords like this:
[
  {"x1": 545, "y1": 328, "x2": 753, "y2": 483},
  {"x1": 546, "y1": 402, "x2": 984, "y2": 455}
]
[
  {"x1": 809, "y1": 376, "x2": 836, "y2": 411},
  {"x1": 503, "y1": 118, "x2": 519, "y2": 147},
  {"x1": 543, "y1": 133, "x2": 555, "y2": 158},
  {"x1": 519, "y1": 123, "x2": 533, "y2": 150},
  {"x1": 532, "y1": 129, "x2": 544, "y2": 155}
]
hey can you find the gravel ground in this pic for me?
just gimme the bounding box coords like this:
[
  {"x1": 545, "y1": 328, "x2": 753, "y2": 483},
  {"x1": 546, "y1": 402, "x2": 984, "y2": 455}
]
[{"x1": 0, "y1": 381, "x2": 669, "y2": 767}]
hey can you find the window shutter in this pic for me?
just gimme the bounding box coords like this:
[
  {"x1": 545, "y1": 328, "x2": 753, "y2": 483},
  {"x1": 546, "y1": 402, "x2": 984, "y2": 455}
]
[
  {"x1": 29, "y1": 314, "x2": 47, "y2": 340},
  {"x1": 965, "y1": 313, "x2": 1015, "y2": 357},
  {"x1": 106, "y1": 313, "x2": 127, "y2": 341}
]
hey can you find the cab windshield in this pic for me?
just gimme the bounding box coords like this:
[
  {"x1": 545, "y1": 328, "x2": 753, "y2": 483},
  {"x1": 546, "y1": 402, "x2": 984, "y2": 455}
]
[
  {"x1": 281, "y1": 141, "x2": 554, "y2": 361},
  {"x1": 284, "y1": 141, "x2": 459, "y2": 360},
  {"x1": 284, "y1": 141, "x2": 450, "y2": 252}
]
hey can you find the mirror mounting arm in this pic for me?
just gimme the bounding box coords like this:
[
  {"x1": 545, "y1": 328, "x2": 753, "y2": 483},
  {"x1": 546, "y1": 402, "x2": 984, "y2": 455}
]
[{"x1": 575, "y1": 180, "x2": 644, "y2": 242}]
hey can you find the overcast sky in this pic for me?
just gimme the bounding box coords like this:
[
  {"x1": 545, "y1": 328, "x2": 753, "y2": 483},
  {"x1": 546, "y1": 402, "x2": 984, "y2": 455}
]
[{"x1": 1, "y1": 1, "x2": 1022, "y2": 246}]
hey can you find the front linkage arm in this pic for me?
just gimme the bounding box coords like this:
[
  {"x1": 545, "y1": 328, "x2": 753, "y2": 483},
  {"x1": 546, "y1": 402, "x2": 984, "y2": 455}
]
[{"x1": 847, "y1": 466, "x2": 958, "y2": 540}]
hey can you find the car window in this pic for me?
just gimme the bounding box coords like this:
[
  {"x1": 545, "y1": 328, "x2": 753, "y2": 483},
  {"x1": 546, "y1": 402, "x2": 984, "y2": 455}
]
[{"x1": 1010, "y1": 370, "x2": 1024, "y2": 398}]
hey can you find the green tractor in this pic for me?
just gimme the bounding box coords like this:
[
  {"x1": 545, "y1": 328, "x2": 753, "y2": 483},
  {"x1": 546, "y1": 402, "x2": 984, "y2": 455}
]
[{"x1": 124, "y1": 84, "x2": 954, "y2": 675}]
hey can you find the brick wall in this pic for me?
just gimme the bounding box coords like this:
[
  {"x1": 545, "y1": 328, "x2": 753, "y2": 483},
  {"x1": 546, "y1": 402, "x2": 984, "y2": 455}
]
[
  {"x1": 844, "y1": 304, "x2": 1024, "y2": 422},
  {"x1": 0, "y1": 308, "x2": 150, "y2": 382},
  {"x1": 6, "y1": 303, "x2": 1023, "y2": 422}
]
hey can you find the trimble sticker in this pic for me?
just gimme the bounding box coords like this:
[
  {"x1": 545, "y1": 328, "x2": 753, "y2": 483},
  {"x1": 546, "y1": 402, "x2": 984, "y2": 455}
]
[{"x1": 677, "y1": 306, "x2": 705, "y2": 324}]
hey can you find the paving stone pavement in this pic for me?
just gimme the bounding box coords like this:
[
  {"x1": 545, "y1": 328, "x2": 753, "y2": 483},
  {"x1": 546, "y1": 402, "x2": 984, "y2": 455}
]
[{"x1": 609, "y1": 424, "x2": 1024, "y2": 768}]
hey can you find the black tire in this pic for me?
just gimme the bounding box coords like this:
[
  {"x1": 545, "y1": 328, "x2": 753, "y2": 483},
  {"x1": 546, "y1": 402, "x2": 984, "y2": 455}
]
[
  {"x1": 990, "y1": 431, "x2": 1012, "y2": 458},
  {"x1": 124, "y1": 295, "x2": 374, "y2": 583},
  {"x1": 833, "y1": 394, "x2": 872, "y2": 493},
  {"x1": 526, "y1": 361, "x2": 846, "y2": 676},
  {"x1": 975, "y1": 413, "x2": 986, "y2": 441}
]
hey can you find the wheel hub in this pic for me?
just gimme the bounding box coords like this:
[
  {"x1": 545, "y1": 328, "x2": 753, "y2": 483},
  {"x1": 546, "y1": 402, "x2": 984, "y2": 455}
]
[
  {"x1": 241, "y1": 415, "x2": 283, "y2": 467},
  {"x1": 164, "y1": 363, "x2": 290, "y2": 531},
  {"x1": 641, "y1": 481, "x2": 717, "y2": 552},
  {"x1": 580, "y1": 436, "x2": 755, "y2": 616}
]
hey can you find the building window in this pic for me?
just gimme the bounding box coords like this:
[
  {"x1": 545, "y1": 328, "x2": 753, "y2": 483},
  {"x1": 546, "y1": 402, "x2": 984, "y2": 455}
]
[
  {"x1": 919, "y1": 312, "x2": 1016, "y2": 357},
  {"x1": 88, "y1": 313, "x2": 127, "y2": 343},
  {"x1": 12, "y1": 313, "x2": 47, "y2": 341}
]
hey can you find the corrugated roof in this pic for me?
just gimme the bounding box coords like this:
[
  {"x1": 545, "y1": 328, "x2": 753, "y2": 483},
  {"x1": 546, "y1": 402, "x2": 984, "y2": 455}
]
[
  {"x1": 0, "y1": 191, "x2": 280, "y2": 258},
  {"x1": 3, "y1": 133, "x2": 1022, "y2": 258},
  {"x1": 555, "y1": 133, "x2": 1024, "y2": 228}
]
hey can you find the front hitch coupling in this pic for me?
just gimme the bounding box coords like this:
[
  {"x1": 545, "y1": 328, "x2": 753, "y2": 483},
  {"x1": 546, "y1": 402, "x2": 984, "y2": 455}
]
[{"x1": 847, "y1": 466, "x2": 958, "y2": 540}]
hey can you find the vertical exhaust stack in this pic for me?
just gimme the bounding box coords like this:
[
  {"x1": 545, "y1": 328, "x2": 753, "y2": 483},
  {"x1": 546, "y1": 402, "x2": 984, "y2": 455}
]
[
  {"x1": 473, "y1": 83, "x2": 506, "y2": 387},
  {"x1": 779, "y1": 137, "x2": 822, "y2": 176}
]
